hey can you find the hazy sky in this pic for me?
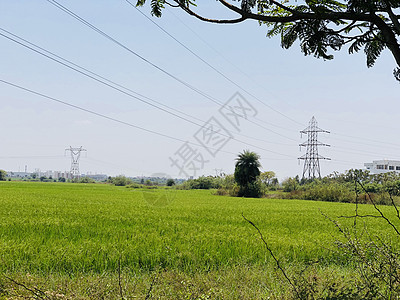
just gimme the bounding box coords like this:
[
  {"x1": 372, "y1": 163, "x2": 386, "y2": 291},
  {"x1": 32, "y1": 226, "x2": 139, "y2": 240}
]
[{"x1": 0, "y1": 1, "x2": 399, "y2": 180}]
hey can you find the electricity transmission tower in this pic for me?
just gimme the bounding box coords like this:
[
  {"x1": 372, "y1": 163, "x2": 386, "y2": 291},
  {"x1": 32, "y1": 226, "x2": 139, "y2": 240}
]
[
  {"x1": 299, "y1": 117, "x2": 330, "y2": 180},
  {"x1": 66, "y1": 146, "x2": 86, "y2": 179}
]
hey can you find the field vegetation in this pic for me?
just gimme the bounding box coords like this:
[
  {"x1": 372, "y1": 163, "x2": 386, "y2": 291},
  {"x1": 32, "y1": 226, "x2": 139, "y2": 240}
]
[{"x1": 1, "y1": 180, "x2": 400, "y2": 298}]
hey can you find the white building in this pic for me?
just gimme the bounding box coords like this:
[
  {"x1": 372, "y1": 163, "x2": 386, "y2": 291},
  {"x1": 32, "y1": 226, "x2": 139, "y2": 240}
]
[
  {"x1": 6, "y1": 171, "x2": 30, "y2": 178},
  {"x1": 364, "y1": 160, "x2": 400, "y2": 174},
  {"x1": 52, "y1": 171, "x2": 73, "y2": 180}
]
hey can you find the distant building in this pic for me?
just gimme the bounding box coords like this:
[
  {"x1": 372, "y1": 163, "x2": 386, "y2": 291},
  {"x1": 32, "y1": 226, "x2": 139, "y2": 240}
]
[
  {"x1": 6, "y1": 171, "x2": 30, "y2": 178},
  {"x1": 364, "y1": 160, "x2": 400, "y2": 174},
  {"x1": 52, "y1": 171, "x2": 73, "y2": 180},
  {"x1": 6, "y1": 170, "x2": 107, "y2": 181}
]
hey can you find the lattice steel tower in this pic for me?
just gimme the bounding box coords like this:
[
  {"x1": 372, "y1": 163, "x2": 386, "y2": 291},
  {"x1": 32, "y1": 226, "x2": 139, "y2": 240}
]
[
  {"x1": 66, "y1": 146, "x2": 86, "y2": 178},
  {"x1": 299, "y1": 117, "x2": 330, "y2": 180}
]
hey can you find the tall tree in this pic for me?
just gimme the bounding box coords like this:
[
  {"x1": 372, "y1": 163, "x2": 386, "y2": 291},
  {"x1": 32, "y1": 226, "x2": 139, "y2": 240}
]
[
  {"x1": 260, "y1": 171, "x2": 278, "y2": 187},
  {"x1": 0, "y1": 170, "x2": 7, "y2": 181},
  {"x1": 137, "y1": 0, "x2": 400, "y2": 81},
  {"x1": 234, "y1": 150, "x2": 262, "y2": 197}
]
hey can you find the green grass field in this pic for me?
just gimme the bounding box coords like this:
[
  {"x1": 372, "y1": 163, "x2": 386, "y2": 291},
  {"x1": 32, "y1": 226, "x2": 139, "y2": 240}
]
[{"x1": 1, "y1": 181, "x2": 400, "y2": 299}]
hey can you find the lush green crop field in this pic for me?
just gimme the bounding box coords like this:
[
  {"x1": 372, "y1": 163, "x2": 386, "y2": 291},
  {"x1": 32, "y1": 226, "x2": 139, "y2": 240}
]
[{"x1": 1, "y1": 181, "x2": 399, "y2": 298}]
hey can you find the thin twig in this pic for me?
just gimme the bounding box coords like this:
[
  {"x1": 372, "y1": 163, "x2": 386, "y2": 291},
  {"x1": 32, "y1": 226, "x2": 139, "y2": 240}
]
[
  {"x1": 388, "y1": 192, "x2": 400, "y2": 221},
  {"x1": 145, "y1": 268, "x2": 160, "y2": 300},
  {"x1": 358, "y1": 180, "x2": 400, "y2": 236},
  {"x1": 242, "y1": 213, "x2": 301, "y2": 299},
  {"x1": 338, "y1": 214, "x2": 382, "y2": 218},
  {"x1": 4, "y1": 275, "x2": 50, "y2": 300}
]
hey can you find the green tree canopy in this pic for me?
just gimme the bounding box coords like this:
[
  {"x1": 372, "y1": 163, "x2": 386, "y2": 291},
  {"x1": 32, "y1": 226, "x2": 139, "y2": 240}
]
[
  {"x1": 0, "y1": 170, "x2": 7, "y2": 181},
  {"x1": 259, "y1": 171, "x2": 277, "y2": 185},
  {"x1": 137, "y1": 0, "x2": 400, "y2": 81},
  {"x1": 111, "y1": 175, "x2": 133, "y2": 186},
  {"x1": 234, "y1": 150, "x2": 261, "y2": 186},
  {"x1": 166, "y1": 178, "x2": 176, "y2": 186},
  {"x1": 234, "y1": 150, "x2": 263, "y2": 197}
]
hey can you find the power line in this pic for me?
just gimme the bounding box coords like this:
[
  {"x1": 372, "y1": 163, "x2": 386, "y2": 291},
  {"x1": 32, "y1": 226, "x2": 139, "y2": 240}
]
[
  {"x1": 0, "y1": 28, "x2": 295, "y2": 148},
  {"x1": 0, "y1": 28, "x2": 204, "y2": 127},
  {"x1": 130, "y1": 3, "x2": 400, "y2": 164},
  {"x1": 6, "y1": 3, "x2": 396, "y2": 167},
  {"x1": 47, "y1": 0, "x2": 400, "y2": 164},
  {"x1": 327, "y1": 159, "x2": 365, "y2": 167},
  {"x1": 162, "y1": 7, "x2": 400, "y2": 154},
  {"x1": 0, "y1": 79, "x2": 296, "y2": 159},
  {"x1": 0, "y1": 28, "x2": 203, "y2": 130},
  {"x1": 311, "y1": 128, "x2": 400, "y2": 159},
  {"x1": 44, "y1": 0, "x2": 299, "y2": 142},
  {"x1": 0, "y1": 27, "x2": 299, "y2": 156},
  {"x1": 331, "y1": 146, "x2": 400, "y2": 160},
  {"x1": 331, "y1": 132, "x2": 400, "y2": 150},
  {"x1": 45, "y1": 0, "x2": 223, "y2": 106},
  {"x1": 166, "y1": 7, "x2": 305, "y2": 128},
  {"x1": 0, "y1": 79, "x2": 192, "y2": 144},
  {"x1": 130, "y1": 1, "x2": 303, "y2": 126},
  {"x1": 0, "y1": 155, "x2": 64, "y2": 159},
  {"x1": 2, "y1": 28, "x2": 395, "y2": 165}
]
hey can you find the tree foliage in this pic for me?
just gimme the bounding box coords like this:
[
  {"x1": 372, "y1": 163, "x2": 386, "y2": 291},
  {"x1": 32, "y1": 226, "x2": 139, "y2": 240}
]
[
  {"x1": 234, "y1": 150, "x2": 263, "y2": 197},
  {"x1": 110, "y1": 175, "x2": 133, "y2": 186},
  {"x1": 180, "y1": 176, "x2": 220, "y2": 189},
  {"x1": 282, "y1": 176, "x2": 300, "y2": 192},
  {"x1": 166, "y1": 178, "x2": 176, "y2": 186},
  {"x1": 279, "y1": 169, "x2": 400, "y2": 205},
  {"x1": 259, "y1": 171, "x2": 279, "y2": 190},
  {"x1": 0, "y1": 169, "x2": 7, "y2": 181},
  {"x1": 234, "y1": 150, "x2": 261, "y2": 185},
  {"x1": 137, "y1": 0, "x2": 400, "y2": 81},
  {"x1": 79, "y1": 177, "x2": 96, "y2": 184}
]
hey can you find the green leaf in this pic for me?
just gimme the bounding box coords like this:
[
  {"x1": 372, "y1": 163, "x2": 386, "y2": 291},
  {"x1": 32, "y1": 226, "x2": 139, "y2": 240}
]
[{"x1": 364, "y1": 36, "x2": 385, "y2": 67}]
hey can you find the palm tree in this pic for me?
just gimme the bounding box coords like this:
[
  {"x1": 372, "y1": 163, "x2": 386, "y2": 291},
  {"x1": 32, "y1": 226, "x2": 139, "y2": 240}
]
[{"x1": 234, "y1": 150, "x2": 262, "y2": 197}]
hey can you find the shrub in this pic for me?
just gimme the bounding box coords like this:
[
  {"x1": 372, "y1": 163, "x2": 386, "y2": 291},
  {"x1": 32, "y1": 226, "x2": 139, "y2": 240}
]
[
  {"x1": 79, "y1": 177, "x2": 96, "y2": 184},
  {"x1": 111, "y1": 175, "x2": 132, "y2": 186},
  {"x1": 166, "y1": 178, "x2": 175, "y2": 186},
  {"x1": 0, "y1": 170, "x2": 7, "y2": 181},
  {"x1": 238, "y1": 181, "x2": 264, "y2": 198},
  {"x1": 282, "y1": 176, "x2": 300, "y2": 192},
  {"x1": 215, "y1": 174, "x2": 237, "y2": 196},
  {"x1": 301, "y1": 183, "x2": 353, "y2": 203},
  {"x1": 246, "y1": 174, "x2": 400, "y2": 299},
  {"x1": 363, "y1": 182, "x2": 382, "y2": 193},
  {"x1": 280, "y1": 170, "x2": 400, "y2": 205},
  {"x1": 126, "y1": 183, "x2": 144, "y2": 189},
  {"x1": 259, "y1": 171, "x2": 279, "y2": 191},
  {"x1": 180, "y1": 176, "x2": 220, "y2": 190},
  {"x1": 384, "y1": 180, "x2": 400, "y2": 196}
]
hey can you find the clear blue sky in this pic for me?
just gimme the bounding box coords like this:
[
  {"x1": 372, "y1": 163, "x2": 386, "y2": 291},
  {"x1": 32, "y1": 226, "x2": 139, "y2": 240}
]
[{"x1": 0, "y1": 1, "x2": 399, "y2": 180}]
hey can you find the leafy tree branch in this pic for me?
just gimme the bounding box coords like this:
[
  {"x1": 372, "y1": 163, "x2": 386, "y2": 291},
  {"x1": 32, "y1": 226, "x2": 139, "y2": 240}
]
[{"x1": 136, "y1": 0, "x2": 400, "y2": 80}]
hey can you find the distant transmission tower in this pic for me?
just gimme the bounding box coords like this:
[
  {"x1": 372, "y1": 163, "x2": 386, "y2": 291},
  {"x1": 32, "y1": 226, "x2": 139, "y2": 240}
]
[
  {"x1": 299, "y1": 117, "x2": 330, "y2": 180},
  {"x1": 66, "y1": 146, "x2": 86, "y2": 179}
]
